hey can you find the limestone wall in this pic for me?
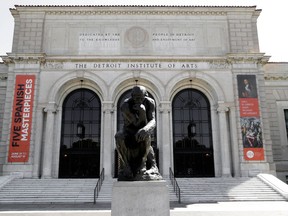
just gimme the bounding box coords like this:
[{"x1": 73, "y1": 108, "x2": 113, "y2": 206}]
[
  {"x1": 10, "y1": 6, "x2": 260, "y2": 56},
  {"x1": 264, "y1": 63, "x2": 288, "y2": 182},
  {"x1": 1, "y1": 5, "x2": 282, "y2": 178},
  {"x1": 0, "y1": 63, "x2": 8, "y2": 173}
]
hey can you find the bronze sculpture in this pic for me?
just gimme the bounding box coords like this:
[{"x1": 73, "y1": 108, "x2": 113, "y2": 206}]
[{"x1": 115, "y1": 86, "x2": 162, "y2": 181}]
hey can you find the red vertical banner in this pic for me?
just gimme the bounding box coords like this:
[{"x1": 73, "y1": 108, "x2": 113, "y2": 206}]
[
  {"x1": 237, "y1": 75, "x2": 264, "y2": 161},
  {"x1": 239, "y1": 98, "x2": 259, "y2": 117},
  {"x1": 8, "y1": 75, "x2": 36, "y2": 162}
]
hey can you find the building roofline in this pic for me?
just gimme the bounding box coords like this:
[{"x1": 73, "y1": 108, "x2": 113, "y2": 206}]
[
  {"x1": 10, "y1": 5, "x2": 260, "y2": 12},
  {"x1": 267, "y1": 62, "x2": 288, "y2": 64},
  {"x1": 10, "y1": 5, "x2": 261, "y2": 15},
  {"x1": 12, "y1": 5, "x2": 257, "y2": 8}
]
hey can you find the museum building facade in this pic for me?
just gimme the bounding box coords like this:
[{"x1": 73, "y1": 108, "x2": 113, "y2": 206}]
[{"x1": 0, "y1": 5, "x2": 288, "y2": 182}]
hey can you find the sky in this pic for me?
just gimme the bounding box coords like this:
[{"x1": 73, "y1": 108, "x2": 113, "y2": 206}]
[{"x1": 0, "y1": 0, "x2": 287, "y2": 62}]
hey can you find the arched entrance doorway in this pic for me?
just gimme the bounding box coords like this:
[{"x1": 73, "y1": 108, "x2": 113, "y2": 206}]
[
  {"x1": 114, "y1": 89, "x2": 158, "y2": 177},
  {"x1": 59, "y1": 88, "x2": 101, "y2": 178},
  {"x1": 172, "y1": 89, "x2": 214, "y2": 177}
]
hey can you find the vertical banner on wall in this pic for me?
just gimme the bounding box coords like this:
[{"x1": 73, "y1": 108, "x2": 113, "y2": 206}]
[
  {"x1": 8, "y1": 75, "x2": 36, "y2": 162},
  {"x1": 237, "y1": 75, "x2": 264, "y2": 161}
]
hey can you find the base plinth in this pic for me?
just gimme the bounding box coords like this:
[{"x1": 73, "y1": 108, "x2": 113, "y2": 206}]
[{"x1": 111, "y1": 180, "x2": 170, "y2": 216}]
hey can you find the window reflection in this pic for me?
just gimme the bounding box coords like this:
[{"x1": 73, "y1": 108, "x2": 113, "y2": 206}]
[
  {"x1": 172, "y1": 89, "x2": 214, "y2": 177},
  {"x1": 59, "y1": 89, "x2": 101, "y2": 178}
]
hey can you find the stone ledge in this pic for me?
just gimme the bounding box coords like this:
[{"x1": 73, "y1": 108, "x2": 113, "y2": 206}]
[{"x1": 258, "y1": 173, "x2": 288, "y2": 200}]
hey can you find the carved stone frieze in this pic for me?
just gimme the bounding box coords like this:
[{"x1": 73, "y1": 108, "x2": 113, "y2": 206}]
[
  {"x1": 264, "y1": 74, "x2": 288, "y2": 80},
  {"x1": 226, "y1": 53, "x2": 270, "y2": 65},
  {"x1": 1, "y1": 56, "x2": 13, "y2": 64},
  {"x1": 43, "y1": 61, "x2": 64, "y2": 70},
  {"x1": 209, "y1": 60, "x2": 230, "y2": 69},
  {"x1": 0, "y1": 75, "x2": 8, "y2": 80},
  {"x1": 2, "y1": 54, "x2": 46, "y2": 65}
]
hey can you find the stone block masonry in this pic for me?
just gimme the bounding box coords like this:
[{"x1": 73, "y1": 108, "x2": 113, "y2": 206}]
[
  {"x1": 228, "y1": 12, "x2": 260, "y2": 53},
  {"x1": 13, "y1": 13, "x2": 45, "y2": 53}
]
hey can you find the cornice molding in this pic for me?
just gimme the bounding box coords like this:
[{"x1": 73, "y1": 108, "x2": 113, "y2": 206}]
[
  {"x1": 226, "y1": 53, "x2": 270, "y2": 65},
  {"x1": 12, "y1": 5, "x2": 259, "y2": 16},
  {"x1": 3, "y1": 53, "x2": 274, "y2": 68},
  {"x1": 264, "y1": 74, "x2": 288, "y2": 81},
  {"x1": 2, "y1": 53, "x2": 46, "y2": 65},
  {"x1": 209, "y1": 60, "x2": 230, "y2": 69}
]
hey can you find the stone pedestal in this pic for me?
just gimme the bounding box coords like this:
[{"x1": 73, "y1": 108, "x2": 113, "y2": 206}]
[{"x1": 111, "y1": 181, "x2": 170, "y2": 216}]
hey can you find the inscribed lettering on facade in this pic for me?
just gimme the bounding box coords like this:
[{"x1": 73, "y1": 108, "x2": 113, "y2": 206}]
[
  {"x1": 237, "y1": 75, "x2": 264, "y2": 161},
  {"x1": 8, "y1": 75, "x2": 35, "y2": 162}
]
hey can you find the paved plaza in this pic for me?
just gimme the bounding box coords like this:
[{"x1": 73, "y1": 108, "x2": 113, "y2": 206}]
[{"x1": 0, "y1": 201, "x2": 288, "y2": 216}]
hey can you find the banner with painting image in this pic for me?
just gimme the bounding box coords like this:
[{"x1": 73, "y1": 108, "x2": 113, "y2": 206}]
[{"x1": 237, "y1": 75, "x2": 264, "y2": 160}]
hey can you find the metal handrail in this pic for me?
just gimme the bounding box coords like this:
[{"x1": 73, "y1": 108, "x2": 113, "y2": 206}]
[
  {"x1": 169, "y1": 167, "x2": 181, "y2": 203},
  {"x1": 94, "y1": 168, "x2": 105, "y2": 204}
]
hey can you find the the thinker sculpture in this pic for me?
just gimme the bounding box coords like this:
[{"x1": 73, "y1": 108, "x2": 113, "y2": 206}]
[{"x1": 115, "y1": 86, "x2": 162, "y2": 181}]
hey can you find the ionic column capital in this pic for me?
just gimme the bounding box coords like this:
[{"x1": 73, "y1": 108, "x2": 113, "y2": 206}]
[
  {"x1": 44, "y1": 102, "x2": 57, "y2": 113},
  {"x1": 217, "y1": 103, "x2": 230, "y2": 113},
  {"x1": 102, "y1": 101, "x2": 115, "y2": 114},
  {"x1": 159, "y1": 101, "x2": 172, "y2": 113}
]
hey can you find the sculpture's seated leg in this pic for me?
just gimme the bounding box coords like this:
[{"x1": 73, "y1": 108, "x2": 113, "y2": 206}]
[
  {"x1": 115, "y1": 131, "x2": 134, "y2": 180},
  {"x1": 116, "y1": 130, "x2": 162, "y2": 181},
  {"x1": 134, "y1": 140, "x2": 149, "y2": 173},
  {"x1": 147, "y1": 146, "x2": 161, "y2": 173}
]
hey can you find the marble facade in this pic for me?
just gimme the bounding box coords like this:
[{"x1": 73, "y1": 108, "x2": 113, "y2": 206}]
[{"x1": 0, "y1": 5, "x2": 287, "y2": 182}]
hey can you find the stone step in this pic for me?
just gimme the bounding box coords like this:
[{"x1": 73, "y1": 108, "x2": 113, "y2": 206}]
[
  {"x1": 0, "y1": 176, "x2": 286, "y2": 204},
  {"x1": 0, "y1": 178, "x2": 97, "y2": 204},
  {"x1": 173, "y1": 177, "x2": 286, "y2": 203},
  {"x1": 95, "y1": 179, "x2": 179, "y2": 203}
]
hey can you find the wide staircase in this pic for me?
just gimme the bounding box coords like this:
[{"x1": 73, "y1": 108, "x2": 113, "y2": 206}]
[
  {"x1": 0, "y1": 178, "x2": 98, "y2": 203},
  {"x1": 176, "y1": 177, "x2": 286, "y2": 203},
  {"x1": 0, "y1": 175, "x2": 286, "y2": 204}
]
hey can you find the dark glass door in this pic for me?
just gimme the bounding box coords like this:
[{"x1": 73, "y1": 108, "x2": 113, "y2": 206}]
[
  {"x1": 172, "y1": 89, "x2": 214, "y2": 177},
  {"x1": 59, "y1": 88, "x2": 101, "y2": 178}
]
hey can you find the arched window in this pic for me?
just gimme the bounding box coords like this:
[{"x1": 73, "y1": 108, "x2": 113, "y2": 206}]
[
  {"x1": 59, "y1": 89, "x2": 101, "y2": 178},
  {"x1": 172, "y1": 89, "x2": 214, "y2": 177}
]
